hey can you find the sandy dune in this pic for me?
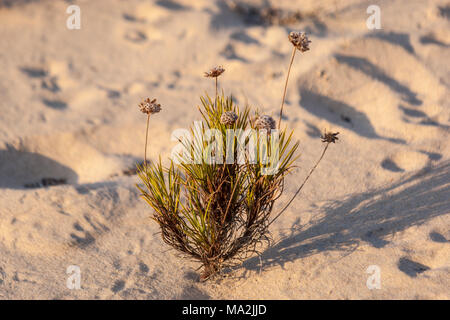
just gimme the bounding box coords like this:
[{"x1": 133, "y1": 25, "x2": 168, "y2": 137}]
[{"x1": 0, "y1": 0, "x2": 449, "y2": 299}]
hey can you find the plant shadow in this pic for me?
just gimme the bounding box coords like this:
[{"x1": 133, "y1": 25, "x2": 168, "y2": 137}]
[{"x1": 242, "y1": 161, "x2": 450, "y2": 273}]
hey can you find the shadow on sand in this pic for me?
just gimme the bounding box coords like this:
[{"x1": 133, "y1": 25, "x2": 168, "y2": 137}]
[
  {"x1": 242, "y1": 161, "x2": 450, "y2": 273},
  {"x1": 299, "y1": 89, "x2": 406, "y2": 144},
  {"x1": 334, "y1": 54, "x2": 422, "y2": 106},
  {"x1": 0, "y1": 0, "x2": 40, "y2": 7},
  {"x1": 0, "y1": 147, "x2": 78, "y2": 188}
]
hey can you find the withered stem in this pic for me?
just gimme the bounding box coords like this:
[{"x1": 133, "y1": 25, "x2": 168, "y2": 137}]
[
  {"x1": 144, "y1": 114, "x2": 150, "y2": 167},
  {"x1": 278, "y1": 47, "x2": 297, "y2": 128},
  {"x1": 215, "y1": 77, "x2": 218, "y2": 108},
  {"x1": 269, "y1": 142, "x2": 330, "y2": 226}
]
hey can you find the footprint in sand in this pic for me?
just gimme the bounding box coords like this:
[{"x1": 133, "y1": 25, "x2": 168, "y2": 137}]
[
  {"x1": 381, "y1": 158, "x2": 404, "y2": 172},
  {"x1": 111, "y1": 279, "x2": 126, "y2": 293},
  {"x1": 178, "y1": 285, "x2": 211, "y2": 299},
  {"x1": 220, "y1": 43, "x2": 249, "y2": 63},
  {"x1": 420, "y1": 33, "x2": 449, "y2": 47},
  {"x1": 21, "y1": 61, "x2": 80, "y2": 114},
  {"x1": 334, "y1": 54, "x2": 422, "y2": 106},
  {"x1": 0, "y1": 267, "x2": 6, "y2": 285},
  {"x1": 108, "y1": 261, "x2": 153, "y2": 296},
  {"x1": 398, "y1": 257, "x2": 430, "y2": 277},
  {"x1": 122, "y1": 13, "x2": 146, "y2": 23},
  {"x1": 42, "y1": 98, "x2": 67, "y2": 110},
  {"x1": 362, "y1": 227, "x2": 390, "y2": 248},
  {"x1": 0, "y1": 146, "x2": 78, "y2": 189},
  {"x1": 46, "y1": 60, "x2": 78, "y2": 90},
  {"x1": 124, "y1": 29, "x2": 147, "y2": 43},
  {"x1": 437, "y1": 5, "x2": 450, "y2": 20},
  {"x1": 399, "y1": 105, "x2": 449, "y2": 128},
  {"x1": 13, "y1": 271, "x2": 46, "y2": 286},
  {"x1": 1, "y1": 133, "x2": 127, "y2": 188},
  {"x1": 299, "y1": 89, "x2": 404, "y2": 144},
  {"x1": 155, "y1": 0, "x2": 189, "y2": 11},
  {"x1": 70, "y1": 223, "x2": 96, "y2": 248},
  {"x1": 70, "y1": 214, "x2": 110, "y2": 248},
  {"x1": 121, "y1": 2, "x2": 180, "y2": 43},
  {"x1": 429, "y1": 231, "x2": 449, "y2": 243},
  {"x1": 381, "y1": 150, "x2": 430, "y2": 172},
  {"x1": 21, "y1": 65, "x2": 60, "y2": 93},
  {"x1": 399, "y1": 105, "x2": 429, "y2": 118},
  {"x1": 21, "y1": 60, "x2": 76, "y2": 91},
  {"x1": 20, "y1": 66, "x2": 48, "y2": 78},
  {"x1": 138, "y1": 262, "x2": 150, "y2": 274},
  {"x1": 304, "y1": 121, "x2": 322, "y2": 138},
  {"x1": 41, "y1": 77, "x2": 60, "y2": 93}
]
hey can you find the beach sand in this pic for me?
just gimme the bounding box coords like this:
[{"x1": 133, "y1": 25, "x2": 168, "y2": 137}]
[{"x1": 0, "y1": 0, "x2": 449, "y2": 299}]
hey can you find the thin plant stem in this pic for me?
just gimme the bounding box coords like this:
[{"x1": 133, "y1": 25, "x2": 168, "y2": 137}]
[
  {"x1": 268, "y1": 142, "x2": 330, "y2": 226},
  {"x1": 144, "y1": 114, "x2": 150, "y2": 167},
  {"x1": 215, "y1": 77, "x2": 218, "y2": 108},
  {"x1": 278, "y1": 47, "x2": 296, "y2": 129}
]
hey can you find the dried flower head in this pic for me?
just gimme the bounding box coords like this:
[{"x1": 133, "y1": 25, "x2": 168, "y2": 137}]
[
  {"x1": 255, "y1": 115, "x2": 276, "y2": 132},
  {"x1": 204, "y1": 66, "x2": 225, "y2": 78},
  {"x1": 139, "y1": 98, "x2": 161, "y2": 115},
  {"x1": 288, "y1": 31, "x2": 311, "y2": 52},
  {"x1": 321, "y1": 131, "x2": 339, "y2": 143},
  {"x1": 220, "y1": 111, "x2": 238, "y2": 125}
]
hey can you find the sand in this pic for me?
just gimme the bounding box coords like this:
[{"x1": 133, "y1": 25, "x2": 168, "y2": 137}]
[{"x1": 0, "y1": 0, "x2": 449, "y2": 299}]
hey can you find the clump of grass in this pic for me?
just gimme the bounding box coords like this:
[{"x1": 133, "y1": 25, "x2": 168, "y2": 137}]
[{"x1": 136, "y1": 32, "x2": 338, "y2": 280}]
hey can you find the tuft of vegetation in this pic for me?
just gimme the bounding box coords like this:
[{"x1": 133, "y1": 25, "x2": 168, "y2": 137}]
[
  {"x1": 137, "y1": 95, "x2": 299, "y2": 280},
  {"x1": 136, "y1": 32, "x2": 338, "y2": 280}
]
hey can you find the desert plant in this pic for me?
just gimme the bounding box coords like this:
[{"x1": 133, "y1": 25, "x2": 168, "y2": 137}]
[{"x1": 136, "y1": 32, "x2": 338, "y2": 280}]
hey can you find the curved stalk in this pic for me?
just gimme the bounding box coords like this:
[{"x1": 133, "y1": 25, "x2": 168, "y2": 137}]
[
  {"x1": 269, "y1": 142, "x2": 330, "y2": 226},
  {"x1": 144, "y1": 114, "x2": 150, "y2": 167},
  {"x1": 278, "y1": 47, "x2": 296, "y2": 129}
]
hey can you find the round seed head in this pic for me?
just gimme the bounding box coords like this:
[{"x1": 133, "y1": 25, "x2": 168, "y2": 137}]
[
  {"x1": 321, "y1": 131, "x2": 339, "y2": 143},
  {"x1": 139, "y1": 98, "x2": 161, "y2": 115},
  {"x1": 255, "y1": 115, "x2": 276, "y2": 132},
  {"x1": 288, "y1": 31, "x2": 311, "y2": 52},
  {"x1": 204, "y1": 66, "x2": 225, "y2": 78},
  {"x1": 220, "y1": 111, "x2": 238, "y2": 125}
]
